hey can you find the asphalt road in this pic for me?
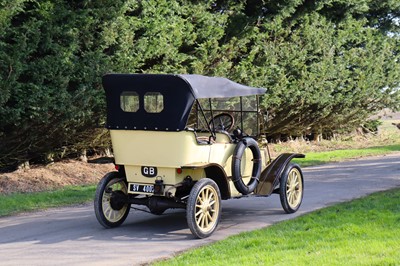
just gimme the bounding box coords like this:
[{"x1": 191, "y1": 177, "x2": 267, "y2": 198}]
[{"x1": 0, "y1": 153, "x2": 399, "y2": 266}]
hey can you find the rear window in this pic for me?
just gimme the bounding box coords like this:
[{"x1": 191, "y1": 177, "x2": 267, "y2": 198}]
[
  {"x1": 120, "y1": 91, "x2": 139, "y2": 112},
  {"x1": 144, "y1": 92, "x2": 164, "y2": 113}
]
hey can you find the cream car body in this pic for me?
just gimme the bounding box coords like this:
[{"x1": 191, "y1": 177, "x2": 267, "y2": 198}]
[{"x1": 94, "y1": 74, "x2": 305, "y2": 238}]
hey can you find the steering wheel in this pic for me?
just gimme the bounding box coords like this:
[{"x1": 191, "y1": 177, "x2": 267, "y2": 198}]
[{"x1": 209, "y1": 113, "x2": 235, "y2": 132}]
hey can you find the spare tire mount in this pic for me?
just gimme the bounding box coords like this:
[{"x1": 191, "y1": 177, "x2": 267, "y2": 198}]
[{"x1": 231, "y1": 137, "x2": 262, "y2": 195}]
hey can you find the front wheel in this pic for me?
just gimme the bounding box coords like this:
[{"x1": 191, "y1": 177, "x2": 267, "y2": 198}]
[
  {"x1": 279, "y1": 164, "x2": 304, "y2": 213},
  {"x1": 94, "y1": 172, "x2": 131, "y2": 228},
  {"x1": 186, "y1": 178, "x2": 221, "y2": 238}
]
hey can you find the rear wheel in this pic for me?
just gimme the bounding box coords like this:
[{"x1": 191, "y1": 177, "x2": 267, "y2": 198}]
[
  {"x1": 279, "y1": 164, "x2": 304, "y2": 213},
  {"x1": 94, "y1": 172, "x2": 131, "y2": 228},
  {"x1": 186, "y1": 178, "x2": 221, "y2": 238}
]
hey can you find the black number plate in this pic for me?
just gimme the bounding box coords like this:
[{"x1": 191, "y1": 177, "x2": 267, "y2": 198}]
[
  {"x1": 141, "y1": 166, "x2": 157, "y2": 177},
  {"x1": 130, "y1": 183, "x2": 154, "y2": 194}
]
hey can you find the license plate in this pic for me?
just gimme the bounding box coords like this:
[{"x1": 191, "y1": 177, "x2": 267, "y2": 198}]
[{"x1": 130, "y1": 183, "x2": 154, "y2": 194}]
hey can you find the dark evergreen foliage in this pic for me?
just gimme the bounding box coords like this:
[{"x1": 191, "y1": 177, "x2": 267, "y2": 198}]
[{"x1": 0, "y1": 0, "x2": 399, "y2": 167}]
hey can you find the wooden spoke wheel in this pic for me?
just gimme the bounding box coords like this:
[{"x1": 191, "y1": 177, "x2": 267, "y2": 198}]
[
  {"x1": 94, "y1": 172, "x2": 131, "y2": 228},
  {"x1": 186, "y1": 178, "x2": 221, "y2": 238},
  {"x1": 279, "y1": 164, "x2": 304, "y2": 213}
]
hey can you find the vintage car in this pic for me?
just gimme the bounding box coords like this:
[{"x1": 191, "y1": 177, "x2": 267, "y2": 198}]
[{"x1": 94, "y1": 74, "x2": 304, "y2": 238}]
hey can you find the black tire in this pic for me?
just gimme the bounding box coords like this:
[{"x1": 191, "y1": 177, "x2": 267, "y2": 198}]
[
  {"x1": 279, "y1": 163, "x2": 304, "y2": 213},
  {"x1": 231, "y1": 137, "x2": 261, "y2": 195},
  {"x1": 94, "y1": 171, "x2": 131, "y2": 228},
  {"x1": 186, "y1": 178, "x2": 222, "y2": 239}
]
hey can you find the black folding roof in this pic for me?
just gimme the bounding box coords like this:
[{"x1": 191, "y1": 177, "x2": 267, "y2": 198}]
[{"x1": 103, "y1": 74, "x2": 266, "y2": 131}]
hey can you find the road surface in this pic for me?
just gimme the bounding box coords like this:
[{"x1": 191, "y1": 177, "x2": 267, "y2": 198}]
[{"x1": 0, "y1": 153, "x2": 399, "y2": 265}]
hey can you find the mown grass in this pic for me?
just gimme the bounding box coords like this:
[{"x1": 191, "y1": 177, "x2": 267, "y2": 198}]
[
  {"x1": 270, "y1": 120, "x2": 400, "y2": 157},
  {"x1": 154, "y1": 188, "x2": 400, "y2": 266},
  {"x1": 293, "y1": 144, "x2": 400, "y2": 167},
  {"x1": 0, "y1": 185, "x2": 96, "y2": 217}
]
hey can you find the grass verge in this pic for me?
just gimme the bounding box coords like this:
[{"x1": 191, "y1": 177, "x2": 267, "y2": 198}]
[
  {"x1": 0, "y1": 185, "x2": 96, "y2": 217},
  {"x1": 293, "y1": 144, "x2": 400, "y2": 167},
  {"x1": 154, "y1": 188, "x2": 400, "y2": 265}
]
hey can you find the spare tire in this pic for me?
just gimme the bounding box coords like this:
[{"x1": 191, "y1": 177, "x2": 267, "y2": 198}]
[{"x1": 231, "y1": 137, "x2": 262, "y2": 195}]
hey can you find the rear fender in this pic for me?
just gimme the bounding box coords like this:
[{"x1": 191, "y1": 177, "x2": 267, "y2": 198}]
[
  {"x1": 181, "y1": 163, "x2": 231, "y2": 200},
  {"x1": 254, "y1": 153, "x2": 305, "y2": 196}
]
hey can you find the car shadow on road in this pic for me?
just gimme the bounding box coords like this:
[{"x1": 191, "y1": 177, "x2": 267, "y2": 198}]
[
  {"x1": 0, "y1": 207, "x2": 196, "y2": 245},
  {"x1": 0, "y1": 197, "x2": 289, "y2": 245}
]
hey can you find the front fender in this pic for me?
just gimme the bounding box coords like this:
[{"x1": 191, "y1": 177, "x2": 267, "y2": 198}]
[{"x1": 254, "y1": 153, "x2": 305, "y2": 196}]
